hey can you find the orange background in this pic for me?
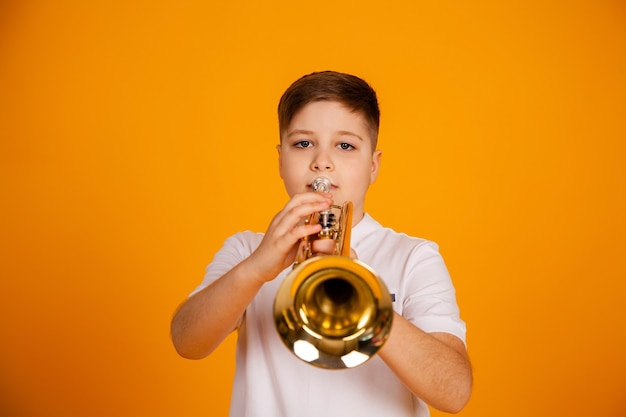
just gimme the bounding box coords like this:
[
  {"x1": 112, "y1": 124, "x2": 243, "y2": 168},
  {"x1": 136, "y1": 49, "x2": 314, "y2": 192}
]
[{"x1": 1, "y1": 1, "x2": 625, "y2": 416}]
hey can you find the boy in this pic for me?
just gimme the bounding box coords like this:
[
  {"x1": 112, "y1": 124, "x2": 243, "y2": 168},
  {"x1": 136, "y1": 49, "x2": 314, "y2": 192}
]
[{"x1": 171, "y1": 71, "x2": 472, "y2": 416}]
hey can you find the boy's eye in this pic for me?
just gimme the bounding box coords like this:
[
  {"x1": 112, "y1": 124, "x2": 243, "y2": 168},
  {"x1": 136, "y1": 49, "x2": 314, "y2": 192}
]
[
  {"x1": 338, "y1": 142, "x2": 355, "y2": 151},
  {"x1": 294, "y1": 140, "x2": 312, "y2": 148}
]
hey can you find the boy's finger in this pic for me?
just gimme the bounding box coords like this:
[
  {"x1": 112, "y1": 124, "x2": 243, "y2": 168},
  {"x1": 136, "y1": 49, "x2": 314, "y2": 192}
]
[{"x1": 273, "y1": 199, "x2": 330, "y2": 232}]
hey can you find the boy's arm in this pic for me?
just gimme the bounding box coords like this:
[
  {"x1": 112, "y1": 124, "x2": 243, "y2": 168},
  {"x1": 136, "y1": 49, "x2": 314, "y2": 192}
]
[
  {"x1": 378, "y1": 314, "x2": 472, "y2": 413},
  {"x1": 170, "y1": 192, "x2": 332, "y2": 360},
  {"x1": 170, "y1": 257, "x2": 265, "y2": 359}
]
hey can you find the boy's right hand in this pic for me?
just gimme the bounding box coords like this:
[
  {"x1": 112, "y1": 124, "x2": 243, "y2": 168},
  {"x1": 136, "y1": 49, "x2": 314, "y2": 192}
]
[{"x1": 246, "y1": 192, "x2": 333, "y2": 284}]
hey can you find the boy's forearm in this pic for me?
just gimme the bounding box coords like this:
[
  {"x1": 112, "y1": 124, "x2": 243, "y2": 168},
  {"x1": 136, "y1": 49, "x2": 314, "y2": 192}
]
[
  {"x1": 378, "y1": 313, "x2": 473, "y2": 413},
  {"x1": 170, "y1": 259, "x2": 265, "y2": 359}
]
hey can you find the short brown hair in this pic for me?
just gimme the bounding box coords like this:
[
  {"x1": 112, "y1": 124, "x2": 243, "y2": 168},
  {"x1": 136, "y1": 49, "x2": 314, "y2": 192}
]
[{"x1": 278, "y1": 71, "x2": 380, "y2": 148}]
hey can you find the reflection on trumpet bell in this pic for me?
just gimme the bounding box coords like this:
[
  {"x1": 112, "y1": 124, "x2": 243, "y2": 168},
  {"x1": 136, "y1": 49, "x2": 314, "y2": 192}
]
[{"x1": 274, "y1": 244, "x2": 393, "y2": 369}]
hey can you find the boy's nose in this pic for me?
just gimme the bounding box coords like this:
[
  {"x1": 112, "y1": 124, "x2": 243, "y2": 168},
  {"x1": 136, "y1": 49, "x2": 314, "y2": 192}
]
[{"x1": 311, "y1": 157, "x2": 334, "y2": 172}]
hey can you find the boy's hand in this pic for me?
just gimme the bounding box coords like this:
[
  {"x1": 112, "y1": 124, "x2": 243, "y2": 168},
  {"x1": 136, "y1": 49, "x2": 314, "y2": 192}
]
[{"x1": 246, "y1": 192, "x2": 332, "y2": 283}]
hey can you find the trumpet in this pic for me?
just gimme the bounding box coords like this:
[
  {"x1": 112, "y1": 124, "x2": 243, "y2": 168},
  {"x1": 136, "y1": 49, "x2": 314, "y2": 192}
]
[{"x1": 273, "y1": 177, "x2": 393, "y2": 369}]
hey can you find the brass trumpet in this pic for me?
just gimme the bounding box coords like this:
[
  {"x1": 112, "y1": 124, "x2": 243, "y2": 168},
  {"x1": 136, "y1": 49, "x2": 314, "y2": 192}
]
[{"x1": 273, "y1": 177, "x2": 393, "y2": 369}]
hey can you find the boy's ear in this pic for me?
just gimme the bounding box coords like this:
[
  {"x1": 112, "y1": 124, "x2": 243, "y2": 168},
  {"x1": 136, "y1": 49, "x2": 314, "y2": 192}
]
[
  {"x1": 276, "y1": 144, "x2": 283, "y2": 179},
  {"x1": 370, "y1": 149, "x2": 382, "y2": 184}
]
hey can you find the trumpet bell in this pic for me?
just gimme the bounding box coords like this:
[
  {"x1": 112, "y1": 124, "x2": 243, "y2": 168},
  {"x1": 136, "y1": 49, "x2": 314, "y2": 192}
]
[{"x1": 274, "y1": 255, "x2": 393, "y2": 369}]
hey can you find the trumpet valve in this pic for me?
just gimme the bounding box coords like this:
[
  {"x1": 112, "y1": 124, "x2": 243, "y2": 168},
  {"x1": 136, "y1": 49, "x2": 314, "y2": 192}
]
[{"x1": 318, "y1": 211, "x2": 336, "y2": 237}]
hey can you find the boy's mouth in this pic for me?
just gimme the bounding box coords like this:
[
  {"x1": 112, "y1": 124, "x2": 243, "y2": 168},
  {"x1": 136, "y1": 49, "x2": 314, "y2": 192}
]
[{"x1": 308, "y1": 182, "x2": 337, "y2": 191}]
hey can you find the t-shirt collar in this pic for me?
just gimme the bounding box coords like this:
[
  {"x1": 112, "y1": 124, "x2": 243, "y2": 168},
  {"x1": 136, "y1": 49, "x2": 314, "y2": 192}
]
[{"x1": 351, "y1": 212, "x2": 380, "y2": 243}]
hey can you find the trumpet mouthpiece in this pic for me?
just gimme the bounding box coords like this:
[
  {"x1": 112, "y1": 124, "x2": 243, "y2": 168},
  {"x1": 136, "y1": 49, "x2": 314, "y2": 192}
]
[{"x1": 312, "y1": 177, "x2": 331, "y2": 193}]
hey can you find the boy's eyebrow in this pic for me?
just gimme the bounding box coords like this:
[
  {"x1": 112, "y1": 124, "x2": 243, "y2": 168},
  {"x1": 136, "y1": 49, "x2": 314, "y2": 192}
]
[
  {"x1": 337, "y1": 130, "x2": 365, "y2": 141},
  {"x1": 285, "y1": 129, "x2": 314, "y2": 139},
  {"x1": 285, "y1": 129, "x2": 364, "y2": 142}
]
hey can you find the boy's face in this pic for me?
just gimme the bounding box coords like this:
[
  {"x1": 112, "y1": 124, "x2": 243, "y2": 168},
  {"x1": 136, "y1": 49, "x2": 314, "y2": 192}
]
[{"x1": 277, "y1": 100, "x2": 381, "y2": 222}]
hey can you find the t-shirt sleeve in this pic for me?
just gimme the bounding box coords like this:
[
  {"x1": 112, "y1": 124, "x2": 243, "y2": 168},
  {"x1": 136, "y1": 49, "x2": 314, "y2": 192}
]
[
  {"x1": 189, "y1": 231, "x2": 263, "y2": 297},
  {"x1": 401, "y1": 241, "x2": 467, "y2": 345}
]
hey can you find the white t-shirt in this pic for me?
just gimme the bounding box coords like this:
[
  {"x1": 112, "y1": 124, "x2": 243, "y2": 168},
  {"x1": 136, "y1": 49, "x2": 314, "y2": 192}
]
[{"x1": 193, "y1": 213, "x2": 466, "y2": 417}]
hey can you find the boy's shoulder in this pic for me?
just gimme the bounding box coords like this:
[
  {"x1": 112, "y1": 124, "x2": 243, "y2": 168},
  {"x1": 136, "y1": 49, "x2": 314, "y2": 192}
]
[
  {"x1": 357, "y1": 214, "x2": 435, "y2": 243},
  {"x1": 222, "y1": 230, "x2": 264, "y2": 253},
  {"x1": 355, "y1": 214, "x2": 440, "y2": 256}
]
